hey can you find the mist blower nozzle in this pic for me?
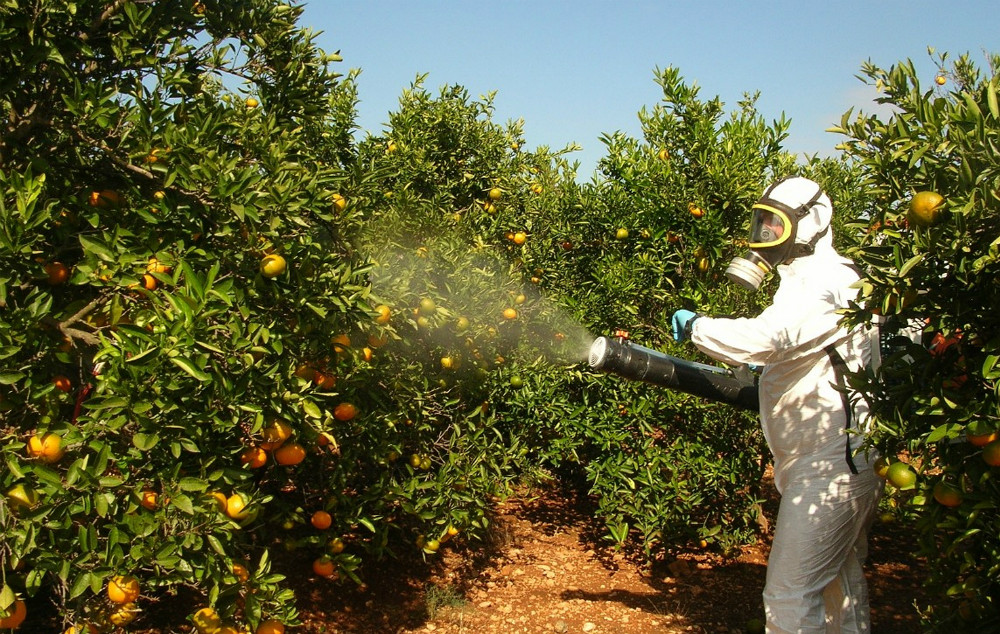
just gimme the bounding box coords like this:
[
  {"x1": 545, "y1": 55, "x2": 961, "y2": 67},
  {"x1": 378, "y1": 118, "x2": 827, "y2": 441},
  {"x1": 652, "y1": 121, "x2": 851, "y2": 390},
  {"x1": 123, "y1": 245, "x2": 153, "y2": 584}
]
[{"x1": 587, "y1": 335, "x2": 759, "y2": 412}]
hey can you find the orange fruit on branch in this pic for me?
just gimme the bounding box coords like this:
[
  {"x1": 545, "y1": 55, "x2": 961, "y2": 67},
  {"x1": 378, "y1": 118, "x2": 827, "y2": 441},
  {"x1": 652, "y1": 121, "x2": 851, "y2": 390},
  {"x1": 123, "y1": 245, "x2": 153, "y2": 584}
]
[
  {"x1": 886, "y1": 461, "x2": 917, "y2": 489},
  {"x1": 45, "y1": 261, "x2": 70, "y2": 285},
  {"x1": 907, "y1": 191, "x2": 944, "y2": 227},
  {"x1": 256, "y1": 620, "x2": 285, "y2": 634},
  {"x1": 260, "y1": 420, "x2": 293, "y2": 450},
  {"x1": 241, "y1": 446, "x2": 267, "y2": 469},
  {"x1": 140, "y1": 490, "x2": 158, "y2": 510},
  {"x1": 932, "y1": 480, "x2": 964, "y2": 507},
  {"x1": 311, "y1": 510, "x2": 332, "y2": 530},
  {"x1": 27, "y1": 432, "x2": 64, "y2": 463},
  {"x1": 334, "y1": 402, "x2": 358, "y2": 421},
  {"x1": 107, "y1": 575, "x2": 140, "y2": 604},
  {"x1": 260, "y1": 254, "x2": 286, "y2": 278},
  {"x1": 312, "y1": 556, "x2": 336, "y2": 578},
  {"x1": 0, "y1": 599, "x2": 26, "y2": 629},
  {"x1": 982, "y1": 439, "x2": 1000, "y2": 467},
  {"x1": 274, "y1": 442, "x2": 306, "y2": 466}
]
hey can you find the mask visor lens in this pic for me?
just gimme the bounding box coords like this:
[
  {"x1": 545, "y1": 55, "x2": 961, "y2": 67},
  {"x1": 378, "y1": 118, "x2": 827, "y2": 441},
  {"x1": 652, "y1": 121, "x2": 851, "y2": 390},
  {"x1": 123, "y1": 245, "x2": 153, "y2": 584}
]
[{"x1": 749, "y1": 205, "x2": 791, "y2": 248}]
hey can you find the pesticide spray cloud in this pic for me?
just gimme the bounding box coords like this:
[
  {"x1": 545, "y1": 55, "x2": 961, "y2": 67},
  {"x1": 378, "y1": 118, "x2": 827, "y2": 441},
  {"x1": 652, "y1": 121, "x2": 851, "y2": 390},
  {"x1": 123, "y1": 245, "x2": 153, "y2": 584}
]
[{"x1": 364, "y1": 230, "x2": 596, "y2": 371}]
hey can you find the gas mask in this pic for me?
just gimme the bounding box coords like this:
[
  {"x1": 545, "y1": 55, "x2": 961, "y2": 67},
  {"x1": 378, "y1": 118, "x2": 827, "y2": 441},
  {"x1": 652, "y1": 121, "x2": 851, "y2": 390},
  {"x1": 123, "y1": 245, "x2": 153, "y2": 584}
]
[{"x1": 725, "y1": 178, "x2": 829, "y2": 290}]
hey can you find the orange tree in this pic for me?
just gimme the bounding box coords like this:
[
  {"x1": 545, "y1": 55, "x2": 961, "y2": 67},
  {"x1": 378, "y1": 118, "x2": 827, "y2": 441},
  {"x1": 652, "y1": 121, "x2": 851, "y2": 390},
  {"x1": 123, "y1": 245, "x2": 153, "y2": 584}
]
[
  {"x1": 832, "y1": 50, "x2": 1000, "y2": 631},
  {"x1": 0, "y1": 0, "x2": 366, "y2": 630},
  {"x1": 349, "y1": 77, "x2": 588, "y2": 556}
]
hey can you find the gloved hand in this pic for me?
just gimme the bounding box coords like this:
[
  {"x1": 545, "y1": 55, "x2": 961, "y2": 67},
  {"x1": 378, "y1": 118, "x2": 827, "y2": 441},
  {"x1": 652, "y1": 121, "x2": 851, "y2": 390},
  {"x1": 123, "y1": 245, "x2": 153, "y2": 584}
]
[{"x1": 671, "y1": 309, "x2": 698, "y2": 342}]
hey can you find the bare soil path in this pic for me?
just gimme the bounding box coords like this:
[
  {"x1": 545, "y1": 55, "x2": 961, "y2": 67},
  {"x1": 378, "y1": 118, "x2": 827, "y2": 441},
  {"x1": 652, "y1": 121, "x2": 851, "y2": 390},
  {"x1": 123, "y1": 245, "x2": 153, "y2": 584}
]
[{"x1": 283, "y1": 479, "x2": 928, "y2": 634}]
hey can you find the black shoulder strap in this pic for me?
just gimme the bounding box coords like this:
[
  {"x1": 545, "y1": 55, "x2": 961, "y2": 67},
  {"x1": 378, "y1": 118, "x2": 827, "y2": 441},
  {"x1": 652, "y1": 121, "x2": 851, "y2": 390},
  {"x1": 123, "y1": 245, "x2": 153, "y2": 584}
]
[{"x1": 824, "y1": 343, "x2": 859, "y2": 475}]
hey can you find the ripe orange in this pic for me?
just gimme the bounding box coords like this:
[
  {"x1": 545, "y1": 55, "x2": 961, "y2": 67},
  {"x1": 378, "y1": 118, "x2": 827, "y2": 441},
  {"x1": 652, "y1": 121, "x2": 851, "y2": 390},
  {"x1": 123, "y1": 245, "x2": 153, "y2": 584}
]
[
  {"x1": 88, "y1": 189, "x2": 122, "y2": 208},
  {"x1": 274, "y1": 442, "x2": 306, "y2": 466},
  {"x1": 615, "y1": 228, "x2": 629, "y2": 240},
  {"x1": 52, "y1": 375, "x2": 72, "y2": 393},
  {"x1": 331, "y1": 333, "x2": 352, "y2": 352},
  {"x1": 192, "y1": 606, "x2": 222, "y2": 633},
  {"x1": 260, "y1": 420, "x2": 293, "y2": 450},
  {"x1": 208, "y1": 491, "x2": 228, "y2": 512},
  {"x1": 109, "y1": 603, "x2": 138, "y2": 626},
  {"x1": 0, "y1": 599, "x2": 26, "y2": 628},
  {"x1": 332, "y1": 193, "x2": 347, "y2": 212},
  {"x1": 313, "y1": 371, "x2": 337, "y2": 390},
  {"x1": 141, "y1": 273, "x2": 157, "y2": 291},
  {"x1": 688, "y1": 202, "x2": 705, "y2": 218},
  {"x1": 908, "y1": 191, "x2": 944, "y2": 227},
  {"x1": 232, "y1": 563, "x2": 250, "y2": 583},
  {"x1": 966, "y1": 426, "x2": 997, "y2": 448},
  {"x1": 257, "y1": 620, "x2": 285, "y2": 634},
  {"x1": 147, "y1": 258, "x2": 171, "y2": 274},
  {"x1": 982, "y1": 439, "x2": 1000, "y2": 467},
  {"x1": 107, "y1": 575, "x2": 140, "y2": 604},
  {"x1": 260, "y1": 254, "x2": 286, "y2": 278},
  {"x1": 225, "y1": 493, "x2": 251, "y2": 520},
  {"x1": 328, "y1": 537, "x2": 345, "y2": 554},
  {"x1": 245, "y1": 97, "x2": 259, "y2": 108},
  {"x1": 440, "y1": 356, "x2": 454, "y2": 370},
  {"x1": 374, "y1": 304, "x2": 392, "y2": 324},
  {"x1": 424, "y1": 539, "x2": 440, "y2": 553},
  {"x1": 530, "y1": 183, "x2": 543, "y2": 195},
  {"x1": 512, "y1": 231, "x2": 527, "y2": 245},
  {"x1": 28, "y1": 433, "x2": 64, "y2": 463},
  {"x1": 312, "y1": 556, "x2": 336, "y2": 577},
  {"x1": 311, "y1": 510, "x2": 332, "y2": 530},
  {"x1": 294, "y1": 363, "x2": 317, "y2": 380},
  {"x1": 935, "y1": 75, "x2": 947, "y2": 86},
  {"x1": 932, "y1": 480, "x2": 964, "y2": 507},
  {"x1": 45, "y1": 261, "x2": 70, "y2": 285},
  {"x1": 657, "y1": 148, "x2": 669, "y2": 161},
  {"x1": 140, "y1": 490, "x2": 158, "y2": 510},
  {"x1": 334, "y1": 402, "x2": 358, "y2": 422},
  {"x1": 886, "y1": 461, "x2": 917, "y2": 489},
  {"x1": 488, "y1": 187, "x2": 502, "y2": 201},
  {"x1": 502, "y1": 308, "x2": 517, "y2": 320},
  {"x1": 241, "y1": 446, "x2": 268, "y2": 469}
]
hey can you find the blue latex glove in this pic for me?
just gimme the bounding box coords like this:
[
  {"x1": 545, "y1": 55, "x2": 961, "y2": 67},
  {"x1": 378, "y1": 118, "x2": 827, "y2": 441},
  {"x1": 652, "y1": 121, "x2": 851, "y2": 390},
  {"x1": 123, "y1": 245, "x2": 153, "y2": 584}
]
[{"x1": 671, "y1": 309, "x2": 698, "y2": 342}]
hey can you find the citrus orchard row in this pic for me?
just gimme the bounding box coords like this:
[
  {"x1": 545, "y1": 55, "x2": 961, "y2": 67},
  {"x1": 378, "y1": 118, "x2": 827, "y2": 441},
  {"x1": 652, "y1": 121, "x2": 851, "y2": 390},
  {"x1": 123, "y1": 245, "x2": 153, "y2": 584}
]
[{"x1": 1, "y1": 2, "x2": 998, "y2": 631}]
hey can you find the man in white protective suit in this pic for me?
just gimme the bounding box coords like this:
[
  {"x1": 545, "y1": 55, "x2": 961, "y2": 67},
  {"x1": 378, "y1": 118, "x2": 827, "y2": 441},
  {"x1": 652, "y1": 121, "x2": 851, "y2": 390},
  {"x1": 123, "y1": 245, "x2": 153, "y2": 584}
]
[{"x1": 670, "y1": 177, "x2": 882, "y2": 633}]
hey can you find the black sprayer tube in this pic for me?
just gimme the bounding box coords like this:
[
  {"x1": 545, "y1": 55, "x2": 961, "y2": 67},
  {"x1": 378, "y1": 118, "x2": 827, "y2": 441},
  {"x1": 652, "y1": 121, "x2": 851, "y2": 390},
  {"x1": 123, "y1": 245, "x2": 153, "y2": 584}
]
[{"x1": 588, "y1": 336, "x2": 759, "y2": 412}]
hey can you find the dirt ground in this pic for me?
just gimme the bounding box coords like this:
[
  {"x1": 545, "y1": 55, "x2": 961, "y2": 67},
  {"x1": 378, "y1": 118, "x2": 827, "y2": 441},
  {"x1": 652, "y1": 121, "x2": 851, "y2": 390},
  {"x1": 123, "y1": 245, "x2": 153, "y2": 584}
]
[{"x1": 280, "y1": 477, "x2": 928, "y2": 634}]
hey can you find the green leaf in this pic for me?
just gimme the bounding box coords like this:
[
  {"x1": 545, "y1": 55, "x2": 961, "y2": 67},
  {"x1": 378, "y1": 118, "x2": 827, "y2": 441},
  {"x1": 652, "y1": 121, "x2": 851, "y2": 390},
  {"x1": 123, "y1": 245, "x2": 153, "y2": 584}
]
[
  {"x1": 69, "y1": 571, "x2": 92, "y2": 599},
  {"x1": 78, "y1": 234, "x2": 114, "y2": 261},
  {"x1": 301, "y1": 399, "x2": 321, "y2": 419},
  {"x1": 983, "y1": 354, "x2": 1000, "y2": 380},
  {"x1": 170, "y1": 494, "x2": 194, "y2": 515},
  {"x1": 898, "y1": 254, "x2": 923, "y2": 277},
  {"x1": 170, "y1": 356, "x2": 211, "y2": 382},
  {"x1": 0, "y1": 372, "x2": 25, "y2": 385},
  {"x1": 133, "y1": 432, "x2": 160, "y2": 451}
]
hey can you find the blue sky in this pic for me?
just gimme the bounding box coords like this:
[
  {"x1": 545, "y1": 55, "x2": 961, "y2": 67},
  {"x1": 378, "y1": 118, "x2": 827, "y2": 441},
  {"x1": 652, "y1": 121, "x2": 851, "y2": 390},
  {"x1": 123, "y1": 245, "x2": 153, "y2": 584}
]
[{"x1": 300, "y1": 1, "x2": 999, "y2": 178}]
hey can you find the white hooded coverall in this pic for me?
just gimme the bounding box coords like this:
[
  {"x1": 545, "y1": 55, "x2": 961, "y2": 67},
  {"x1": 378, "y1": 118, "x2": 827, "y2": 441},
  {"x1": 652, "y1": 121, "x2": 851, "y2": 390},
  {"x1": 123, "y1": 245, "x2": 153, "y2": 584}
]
[{"x1": 689, "y1": 178, "x2": 882, "y2": 633}]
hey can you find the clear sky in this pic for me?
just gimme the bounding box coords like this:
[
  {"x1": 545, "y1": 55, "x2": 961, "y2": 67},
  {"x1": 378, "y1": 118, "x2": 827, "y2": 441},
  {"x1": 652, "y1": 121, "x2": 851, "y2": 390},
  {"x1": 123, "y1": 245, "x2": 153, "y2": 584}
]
[{"x1": 300, "y1": 1, "x2": 999, "y2": 178}]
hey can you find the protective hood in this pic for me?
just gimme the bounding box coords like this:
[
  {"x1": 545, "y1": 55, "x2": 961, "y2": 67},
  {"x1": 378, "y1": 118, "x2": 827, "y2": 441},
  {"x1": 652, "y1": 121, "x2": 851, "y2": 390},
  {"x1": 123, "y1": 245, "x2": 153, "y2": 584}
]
[{"x1": 726, "y1": 177, "x2": 836, "y2": 289}]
